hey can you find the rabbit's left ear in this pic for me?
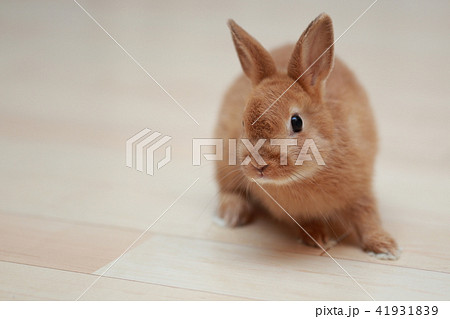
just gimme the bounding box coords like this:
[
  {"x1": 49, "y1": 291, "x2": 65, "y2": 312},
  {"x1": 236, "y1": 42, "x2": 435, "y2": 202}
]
[
  {"x1": 228, "y1": 19, "x2": 277, "y2": 86},
  {"x1": 288, "y1": 13, "x2": 334, "y2": 99}
]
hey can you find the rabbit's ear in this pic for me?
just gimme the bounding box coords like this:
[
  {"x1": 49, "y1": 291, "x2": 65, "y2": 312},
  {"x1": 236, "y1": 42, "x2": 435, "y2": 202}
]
[
  {"x1": 228, "y1": 20, "x2": 276, "y2": 86},
  {"x1": 288, "y1": 13, "x2": 334, "y2": 99}
]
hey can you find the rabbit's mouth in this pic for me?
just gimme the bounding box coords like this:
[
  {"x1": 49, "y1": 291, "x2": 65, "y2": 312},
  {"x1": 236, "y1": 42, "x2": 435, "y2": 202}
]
[
  {"x1": 241, "y1": 158, "x2": 320, "y2": 186},
  {"x1": 241, "y1": 161, "x2": 273, "y2": 182},
  {"x1": 241, "y1": 161, "x2": 290, "y2": 185}
]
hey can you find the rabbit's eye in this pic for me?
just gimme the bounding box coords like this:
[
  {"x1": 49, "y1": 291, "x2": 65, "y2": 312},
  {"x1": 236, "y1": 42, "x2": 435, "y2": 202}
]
[{"x1": 291, "y1": 114, "x2": 303, "y2": 133}]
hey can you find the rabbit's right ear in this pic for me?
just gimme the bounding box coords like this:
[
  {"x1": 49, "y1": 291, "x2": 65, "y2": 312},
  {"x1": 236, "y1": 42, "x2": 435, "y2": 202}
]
[
  {"x1": 287, "y1": 13, "x2": 334, "y2": 99},
  {"x1": 228, "y1": 20, "x2": 276, "y2": 86}
]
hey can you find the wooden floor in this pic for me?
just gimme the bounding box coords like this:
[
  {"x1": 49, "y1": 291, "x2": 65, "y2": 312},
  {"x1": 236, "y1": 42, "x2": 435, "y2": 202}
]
[{"x1": 0, "y1": 0, "x2": 449, "y2": 300}]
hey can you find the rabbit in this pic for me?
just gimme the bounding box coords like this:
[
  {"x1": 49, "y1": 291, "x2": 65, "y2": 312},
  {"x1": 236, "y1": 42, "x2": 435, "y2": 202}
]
[{"x1": 214, "y1": 13, "x2": 400, "y2": 260}]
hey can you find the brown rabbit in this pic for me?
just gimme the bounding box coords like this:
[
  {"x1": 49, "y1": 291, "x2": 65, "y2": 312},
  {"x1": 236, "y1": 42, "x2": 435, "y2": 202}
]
[{"x1": 214, "y1": 13, "x2": 399, "y2": 259}]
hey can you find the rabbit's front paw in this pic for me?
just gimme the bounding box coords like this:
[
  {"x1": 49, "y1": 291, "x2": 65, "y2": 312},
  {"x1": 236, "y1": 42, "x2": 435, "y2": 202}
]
[
  {"x1": 297, "y1": 220, "x2": 335, "y2": 249},
  {"x1": 363, "y1": 230, "x2": 401, "y2": 260},
  {"x1": 214, "y1": 193, "x2": 253, "y2": 227}
]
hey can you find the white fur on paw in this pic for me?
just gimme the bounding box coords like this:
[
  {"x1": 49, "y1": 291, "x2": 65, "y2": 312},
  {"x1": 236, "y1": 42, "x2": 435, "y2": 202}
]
[
  {"x1": 213, "y1": 213, "x2": 247, "y2": 227},
  {"x1": 368, "y1": 248, "x2": 402, "y2": 261},
  {"x1": 215, "y1": 198, "x2": 251, "y2": 227},
  {"x1": 323, "y1": 239, "x2": 338, "y2": 250},
  {"x1": 213, "y1": 215, "x2": 228, "y2": 227},
  {"x1": 296, "y1": 238, "x2": 337, "y2": 249}
]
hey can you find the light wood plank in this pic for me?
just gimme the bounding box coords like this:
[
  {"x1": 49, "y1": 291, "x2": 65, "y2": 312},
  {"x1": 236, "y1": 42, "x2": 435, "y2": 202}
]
[
  {"x1": 0, "y1": 212, "x2": 141, "y2": 273},
  {"x1": 0, "y1": 261, "x2": 244, "y2": 300},
  {"x1": 96, "y1": 233, "x2": 450, "y2": 300}
]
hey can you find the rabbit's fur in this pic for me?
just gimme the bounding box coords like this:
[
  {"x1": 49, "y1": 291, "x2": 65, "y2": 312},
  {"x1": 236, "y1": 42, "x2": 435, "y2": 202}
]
[{"x1": 214, "y1": 14, "x2": 399, "y2": 259}]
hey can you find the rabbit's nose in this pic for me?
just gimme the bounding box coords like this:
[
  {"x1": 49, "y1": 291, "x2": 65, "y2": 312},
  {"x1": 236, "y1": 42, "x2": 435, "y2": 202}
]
[{"x1": 252, "y1": 163, "x2": 268, "y2": 174}]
